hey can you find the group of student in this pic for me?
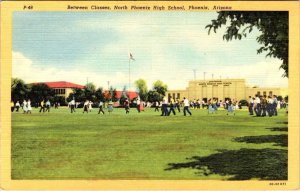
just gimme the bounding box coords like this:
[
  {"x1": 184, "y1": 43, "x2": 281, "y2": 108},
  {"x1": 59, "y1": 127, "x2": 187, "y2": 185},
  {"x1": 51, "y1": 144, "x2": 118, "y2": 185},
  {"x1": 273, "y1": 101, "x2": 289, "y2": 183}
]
[
  {"x1": 248, "y1": 94, "x2": 280, "y2": 117},
  {"x1": 159, "y1": 96, "x2": 192, "y2": 116},
  {"x1": 11, "y1": 99, "x2": 32, "y2": 114},
  {"x1": 11, "y1": 99, "x2": 61, "y2": 114},
  {"x1": 11, "y1": 94, "x2": 284, "y2": 118}
]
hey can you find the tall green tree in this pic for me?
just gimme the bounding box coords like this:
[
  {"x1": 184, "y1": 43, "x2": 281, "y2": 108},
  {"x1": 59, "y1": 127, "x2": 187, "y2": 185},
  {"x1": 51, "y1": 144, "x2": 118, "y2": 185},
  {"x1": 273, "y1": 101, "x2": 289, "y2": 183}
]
[
  {"x1": 206, "y1": 11, "x2": 288, "y2": 77},
  {"x1": 147, "y1": 90, "x2": 162, "y2": 102},
  {"x1": 67, "y1": 88, "x2": 85, "y2": 102},
  {"x1": 11, "y1": 78, "x2": 30, "y2": 102},
  {"x1": 153, "y1": 80, "x2": 168, "y2": 97},
  {"x1": 104, "y1": 86, "x2": 118, "y2": 102},
  {"x1": 29, "y1": 83, "x2": 55, "y2": 105},
  {"x1": 95, "y1": 87, "x2": 105, "y2": 102},
  {"x1": 134, "y1": 79, "x2": 148, "y2": 101},
  {"x1": 83, "y1": 82, "x2": 96, "y2": 102}
]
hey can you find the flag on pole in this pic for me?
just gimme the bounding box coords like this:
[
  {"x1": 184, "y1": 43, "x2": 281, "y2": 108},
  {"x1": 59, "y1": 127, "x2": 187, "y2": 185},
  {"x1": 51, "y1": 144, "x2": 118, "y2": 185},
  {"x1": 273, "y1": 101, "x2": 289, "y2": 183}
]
[{"x1": 129, "y1": 53, "x2": 135, "y2": 61}]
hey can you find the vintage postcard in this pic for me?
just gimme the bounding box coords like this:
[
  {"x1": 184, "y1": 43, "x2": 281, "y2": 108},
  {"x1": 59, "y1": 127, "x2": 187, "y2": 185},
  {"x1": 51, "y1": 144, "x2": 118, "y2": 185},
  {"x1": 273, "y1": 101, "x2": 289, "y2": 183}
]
[{"x1": 0, "y1": 1, "x2": 299, "y2": 190}]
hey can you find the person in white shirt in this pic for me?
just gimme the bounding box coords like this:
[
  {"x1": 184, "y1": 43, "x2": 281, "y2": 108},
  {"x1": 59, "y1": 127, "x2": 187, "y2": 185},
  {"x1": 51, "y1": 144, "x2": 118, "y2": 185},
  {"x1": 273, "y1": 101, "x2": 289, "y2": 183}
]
[
  {"x1": 248, "y1": 96, "x2": 254, "y2": 115},
  {"x1": 136, "y1": 98, "x2": 141, "y2": 113},
  {"x1": 83, "y1": 100, "x2": 89, "y2": 113},
  {"x1": 45, "y1": 100, "x2": 51, "y2": 112},
  {"x1": 70, "y1": 99, "x2": 75, "y2": 113},
  {"x1": 183, "y1": 97, "x2": 192, "y2": 116},
  {"x1": 88, "y1": 101, "x2": 93, "y2": 112},
  {"x1": 98, "y1": 101, "x2": 105, "y2": 114},
  {"x1": 254, "y1": 95, "x2": 261, "y2": 116},
  {"x1": 22, "y1": 100, "x2": 28, "y2": 114},
  {"x1": 15, "y1": 101, "x2": 20, "y2": 112},
  {"x1": 27, "y1": 99, "x2": 32, "y2": 114},
  {"x1": 273, "y1": 95, "x2": 278, "y2": 116},
  {"x1": 267, "y1": 96, "x2": 274, "y2": 117},
  {"x1": 161, "y1": 97, "x2": 168, "y2": 116}
]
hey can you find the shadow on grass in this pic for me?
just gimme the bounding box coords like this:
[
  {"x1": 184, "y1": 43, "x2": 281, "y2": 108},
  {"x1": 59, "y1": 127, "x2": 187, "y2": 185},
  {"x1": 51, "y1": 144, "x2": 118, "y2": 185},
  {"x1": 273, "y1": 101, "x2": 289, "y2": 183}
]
[
  {"x1": 266, "y1": 127, "x2": 288, "y2": 132},
  {"x1": 234, "y1": 134, "x2": 288, "y2": 147},
  {"x1": 165, "y1": 148, "x2": 287, "y2": 180},
  {"x1": 277, "y1": 121, "x2": 288, "y2": 124}
]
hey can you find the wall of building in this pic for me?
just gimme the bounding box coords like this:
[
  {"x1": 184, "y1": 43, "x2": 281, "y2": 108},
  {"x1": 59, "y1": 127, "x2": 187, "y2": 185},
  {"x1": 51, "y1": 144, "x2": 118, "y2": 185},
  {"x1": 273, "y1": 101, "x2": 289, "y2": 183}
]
[
  {"x1": 53, "y1": 88, "x2": 74, "y2": 98},
  {"x1": 246, "y1": 87, "x2": 288, "y2": 98},
  {"x1": 166, "y1": 79, "x2": 287, "y2": 101}
]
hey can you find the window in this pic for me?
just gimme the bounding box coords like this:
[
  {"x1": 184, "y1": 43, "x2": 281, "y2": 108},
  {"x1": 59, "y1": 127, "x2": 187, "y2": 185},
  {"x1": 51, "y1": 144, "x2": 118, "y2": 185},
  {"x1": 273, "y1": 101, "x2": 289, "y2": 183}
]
[
  {"x1": 257, "y1": 91, "x2": 261, "y2": 96},
  {"x1": 269, "y1": 91, "x2": 273, "y2": 96},
  {"x1": 263, "y1": 91, "x2": 266, "y2": 96},
  {"x1": 172, "y1": 93, "x2": 175, "y2": 99},
  {"x1": 177, "y1": 93, "x2": 180, "y2": 99}
]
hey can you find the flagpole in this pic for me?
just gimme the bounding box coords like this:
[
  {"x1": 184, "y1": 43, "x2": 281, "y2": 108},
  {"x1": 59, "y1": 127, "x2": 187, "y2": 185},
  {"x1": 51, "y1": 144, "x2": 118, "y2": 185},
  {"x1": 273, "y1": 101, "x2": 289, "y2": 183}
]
[{"x1": 128, "y1": 58, "x2": 131, "y2": 90}]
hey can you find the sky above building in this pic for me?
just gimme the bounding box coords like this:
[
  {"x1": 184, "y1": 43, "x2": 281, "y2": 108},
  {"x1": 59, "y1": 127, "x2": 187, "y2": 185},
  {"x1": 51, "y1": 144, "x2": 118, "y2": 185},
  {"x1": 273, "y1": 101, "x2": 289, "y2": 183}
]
[{"x1": 12, "y1": 11, "x2": 288, "y2": 90}]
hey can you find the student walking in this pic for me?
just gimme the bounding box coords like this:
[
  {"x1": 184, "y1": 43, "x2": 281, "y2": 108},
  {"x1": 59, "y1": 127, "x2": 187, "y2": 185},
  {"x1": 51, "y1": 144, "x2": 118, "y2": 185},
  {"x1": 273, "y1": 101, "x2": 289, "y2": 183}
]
[
  {"x1": 267, "y1": 96, "x2": 274, "y2": 117},
  {"x1": 208, "y1": 99, "x2": 215, "y2": 114},
  {"x1": 136, "y1": 98, "x2": 141, "y2": 113},
  {"x1": 70, "y1": 99, "x2": 76, "y2": 113},
  {"x1": 254, "y1": 95, "x2": 261, "y2": 116},
  {"x1": 226, "y1": 100, "x2": 235, "y2": 115},
  {"x1": 83, "y1": 100, "x2": 89, "y2": 113},
  {"x1": 88, "y1": 101, "x2": 93, "y2": 112},
  {"x1": 161, "y1": 97, "x2": 169, "y2": 116},
  {"x1": 175, "y1": 98, "x2": 181, "y2": 112},
  {"x1": 11, "y1": 101, "x2": 15, "y2": 112},
  {"x1": 22, "y1": 100, "x2": 28, "y2": 114},
  {"x1": 261, "y1": 95, "x2": 267, "y2": 117},
  {"x1": 124, "y1": 99, "x2": 130, "y2": 114},
  {"x1": 183, "y1": 97, "x2": 192, "y2": 116},
  {"x1": 273, "y1": 95, "x2": 278, "y2": 116},
  {"x1": 39, "y1": 100, "x2": 45, "y2": 113},
  {"x1": 15, "y1": 101, "x2": 20, "y2": 112},
  {"x1": 27, "y1": 99, "x2": 32, "y2": 114},
  {"x1": 98, "y1": 101, "x2": 105, "y2": 114},
  {"x1": 108, "y1": 100, "x2": 113, "y2": 114},
  {"x1": 248, "y1": 96, "x2": 254, "y2": 115},
  {"x1": 45, "y1": 100, "x2": 51, "y2": 112},
  {"x1": 154, "y1": 101, "x2": 160, "y2": 112},
  {"x1": 168, "y1": 97, "x2": 176, "y2": 115}
]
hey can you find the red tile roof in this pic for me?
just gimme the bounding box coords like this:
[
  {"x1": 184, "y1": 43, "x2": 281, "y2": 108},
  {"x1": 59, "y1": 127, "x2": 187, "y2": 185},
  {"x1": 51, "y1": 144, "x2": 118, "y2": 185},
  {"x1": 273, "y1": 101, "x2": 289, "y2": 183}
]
[
  {"x1": 35, "y1": 81, "x2": 85, "y2": 89},
  {"x1": 104, "y1": 90, "x2": 139, "y2": 99}
]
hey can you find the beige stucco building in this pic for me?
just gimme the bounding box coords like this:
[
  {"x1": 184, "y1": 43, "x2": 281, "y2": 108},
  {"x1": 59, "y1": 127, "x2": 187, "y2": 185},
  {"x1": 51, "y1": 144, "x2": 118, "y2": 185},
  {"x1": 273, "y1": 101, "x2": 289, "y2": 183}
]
[{"x1": 167, "y1": 79, "x2": 287, "y2": 101}]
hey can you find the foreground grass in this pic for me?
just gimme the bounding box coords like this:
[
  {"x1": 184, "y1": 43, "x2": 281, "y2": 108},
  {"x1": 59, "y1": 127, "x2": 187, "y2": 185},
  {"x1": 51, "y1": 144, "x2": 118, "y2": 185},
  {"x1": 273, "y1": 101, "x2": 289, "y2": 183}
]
[{"x1": 12, "y1": 107, "x2": 288, "y2": 180}]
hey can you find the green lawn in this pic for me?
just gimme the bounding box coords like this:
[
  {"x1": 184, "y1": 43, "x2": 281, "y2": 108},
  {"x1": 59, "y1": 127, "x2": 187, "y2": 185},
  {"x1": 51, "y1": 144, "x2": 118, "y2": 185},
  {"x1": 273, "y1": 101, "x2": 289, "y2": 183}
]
[{"x1": 11, "y1": 107, "x2": 288, "y2": 180}]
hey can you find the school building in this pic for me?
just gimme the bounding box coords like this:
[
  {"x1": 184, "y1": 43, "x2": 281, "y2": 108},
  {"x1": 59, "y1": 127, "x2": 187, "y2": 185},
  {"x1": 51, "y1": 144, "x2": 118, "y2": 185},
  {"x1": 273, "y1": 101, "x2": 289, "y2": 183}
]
[
  {"x1": 166, "y1": 79, "x2": 288, "y2": 101},
  {"x1": 41, "y1": 81, "x2": 85, "y2": 98},
  {"x1": 38, "y1": 81, "x2": 138, "y2": 100}
]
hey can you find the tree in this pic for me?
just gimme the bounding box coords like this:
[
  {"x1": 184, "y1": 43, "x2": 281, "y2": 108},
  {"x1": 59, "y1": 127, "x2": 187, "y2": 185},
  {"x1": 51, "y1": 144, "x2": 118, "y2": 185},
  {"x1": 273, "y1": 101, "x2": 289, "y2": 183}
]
[
  {"x1": 153, "y1": 80, "x2": 168, "y2": 97},
  {"x1": 53, "y1": 96, "x2": 67, "y2": 106},
  {"x1": 67, "y1": 88, "x2": 85, "y2": 102},
  {"x1": 95, "y1": 87, "x2": 105, "y2": 102},
  {"x1": 85, "y1": 82, "x2": 96, "y2": 92},
  {"x1": 29, "y1": 83, "x2": 55, "y2": 106},
  {"x1": 147, "y1": 90, "x2": 162, "y2": 102},
  {"x1": 134, "y1": 79, "x2": 148, "y2": 101},
  {"x1": 83, "y1": 82, "x2": 96, "y2": 102},
  {"x1": 206, "y1": 11, "x2": 288, "y2": 77},
  {"x1": 11, "y1": 78, "x2": 30, "y2": 102},
  {"x1": 104, "y1": 87, "x2": 118, "y2": 102},
  {"x1": 119, "y1": 86, "x2": 128, "y2": 105}
]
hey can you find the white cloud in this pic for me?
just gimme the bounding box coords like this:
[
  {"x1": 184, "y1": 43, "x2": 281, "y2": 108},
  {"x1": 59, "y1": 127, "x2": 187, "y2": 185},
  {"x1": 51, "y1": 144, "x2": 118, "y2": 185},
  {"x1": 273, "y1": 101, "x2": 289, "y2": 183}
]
[{"x1": 13, "y1": 50, "x2": 287, "y2": 92}]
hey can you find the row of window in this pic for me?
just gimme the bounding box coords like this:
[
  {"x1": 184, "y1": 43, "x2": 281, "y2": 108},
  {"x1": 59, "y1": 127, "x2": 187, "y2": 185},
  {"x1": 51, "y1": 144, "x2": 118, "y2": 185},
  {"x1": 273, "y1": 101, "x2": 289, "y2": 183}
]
[
  {"x1": 257, "y1": 91, "x2": 273, "y2": 96},
  {"x1": 168, "y1": 93, "x2": 180, "y2": 99},
  {"x1": 54, "y1": 88, "x2": 66, "y2": 95}
]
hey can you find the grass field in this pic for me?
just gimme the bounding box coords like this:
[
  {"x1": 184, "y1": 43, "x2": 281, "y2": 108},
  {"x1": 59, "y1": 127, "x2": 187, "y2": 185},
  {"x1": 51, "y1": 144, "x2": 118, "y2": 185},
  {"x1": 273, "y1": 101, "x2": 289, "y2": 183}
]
[{"x1": 12, "y1": 107, "x2": 288, "y2": 180}]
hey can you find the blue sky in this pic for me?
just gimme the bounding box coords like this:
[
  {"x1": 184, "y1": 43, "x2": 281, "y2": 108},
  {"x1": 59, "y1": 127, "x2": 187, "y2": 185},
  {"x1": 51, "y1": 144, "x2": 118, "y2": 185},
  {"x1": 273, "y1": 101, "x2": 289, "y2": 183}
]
[{"x1": 13, "y1": 12, "x2": 288, "y2": 90}]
